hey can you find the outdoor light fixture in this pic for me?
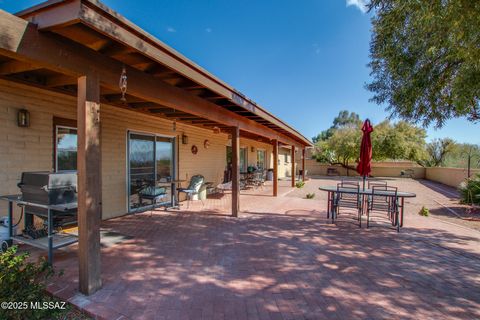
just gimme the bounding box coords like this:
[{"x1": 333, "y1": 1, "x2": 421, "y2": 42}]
[
  {"x1": 181, "y1": 134, "x2": 189, "y2": 145},
  {"x1": 17, "y1": 109, "x2": 30, "y2": 127}
]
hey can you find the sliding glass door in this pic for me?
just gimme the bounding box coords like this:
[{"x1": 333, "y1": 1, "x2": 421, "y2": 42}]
[{"x1": 128, "y1": 132, "x2": 175, "y2": 211}]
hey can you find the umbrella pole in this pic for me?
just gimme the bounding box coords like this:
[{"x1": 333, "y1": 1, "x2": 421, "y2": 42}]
[{"x1": 363, "y1": 175, "x2": 366, "y2": 190}]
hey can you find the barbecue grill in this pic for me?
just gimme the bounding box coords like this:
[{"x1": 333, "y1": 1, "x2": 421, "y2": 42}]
[{"x1": 18, "y1": 171, "x2": 78, "y2": 228}]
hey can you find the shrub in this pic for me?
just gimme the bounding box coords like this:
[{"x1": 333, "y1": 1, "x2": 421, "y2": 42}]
[
  {"x1": 306, "y1": 193, "x2": 315, "y2": 199},
  {"x1": 418, "y1": 206, "x2": 429, "y2": 217},
  {"x1": 458, "y1": 174, "x2": 480, "y2": 205},
  {"x1": 295, "y1": 181, "x2": 305, "y2": 188},
  {"x1": 0, "y1": 246, "x2": 67, "y2": 320}
]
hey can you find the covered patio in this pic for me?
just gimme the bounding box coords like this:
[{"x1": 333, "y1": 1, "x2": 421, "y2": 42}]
[
  {"x1": 0, "y1": 0, "x2": 311, "y2": 295},
  {"x1": 36, "y1": 177, "x2": 480, "y2": 320}
]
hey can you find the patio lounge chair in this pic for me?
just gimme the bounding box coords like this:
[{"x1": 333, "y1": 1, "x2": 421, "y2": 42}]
[
  {"x1": 177, "y1": 174, "x2": 205, "y2": 208},
  {"x1": 333, "y1": 181, "x2": 362, "y2": 226},
  {"x1": 366, "y1": 185, "x2": 399, "y2": 229}
]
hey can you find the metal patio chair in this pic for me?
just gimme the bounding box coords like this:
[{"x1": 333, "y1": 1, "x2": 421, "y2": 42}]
[
  {"x1": 367, "y1": 185, "x2": 399, "y2": 229},
  {"x1": 177, "y1": 174, "x2": 205, "y2": 208},
  {"x1": 333, "y1": 180, "x2": 362, "y2": 226}
]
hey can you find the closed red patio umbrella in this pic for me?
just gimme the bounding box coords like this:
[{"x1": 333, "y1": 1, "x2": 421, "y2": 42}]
[{"x1": 357, "y1": 119, "x2": 373, "y2": 189}]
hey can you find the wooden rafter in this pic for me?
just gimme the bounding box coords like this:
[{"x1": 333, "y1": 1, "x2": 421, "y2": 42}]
[{"x1": 0, "y1": 60, "x2": 42, "y2": 75}]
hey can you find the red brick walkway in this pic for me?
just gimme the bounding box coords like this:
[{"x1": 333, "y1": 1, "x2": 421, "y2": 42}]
[{"x1": 41, "y1": 179, "x2": 480, "y2": 319}]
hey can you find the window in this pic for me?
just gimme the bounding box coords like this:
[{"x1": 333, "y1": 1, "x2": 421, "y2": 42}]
[
  {"x1": 257, "y1": 149, "x2": 266, "y2": 170},
  {"x1": 284, "y1": 153, "x2": 289, "y2": 163},
  {"x1": 128, "y1": 132, "x2": 175, "y2": 211},
  {"x1": 226, "y1": 146, "x2": 248, "y2": 172},
  {"x1": 240, "y1": 147, "x2": 247, "y2": 172},
  {"x1": 53, "y1": 117, "x2": 77, "y2": 172}
]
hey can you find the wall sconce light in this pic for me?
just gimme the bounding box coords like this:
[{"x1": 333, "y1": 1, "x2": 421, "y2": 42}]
[
  {"x1": 181, "y1": 134, "x2": 189, "y2": 145},
  {"x1": 17, "y1": 109, "x2": 30, "y2": 127},
  {"x1": 251, "y1": 146, "x2": 255, "y2": 152}
]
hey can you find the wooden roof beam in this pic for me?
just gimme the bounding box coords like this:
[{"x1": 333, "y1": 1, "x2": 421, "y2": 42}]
[
  {"x1": 0, "y1": 60, "x2": 42, "y2": 75},
  {"x1": 46, "y1": 74, "x2": 77, "y2": 87},
  {"x1": 0, "y1": 11, "x2": 303, "y2": 147}
]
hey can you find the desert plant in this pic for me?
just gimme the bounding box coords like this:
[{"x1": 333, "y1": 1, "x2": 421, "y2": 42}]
[
  {"x1": 305, "y1": 193, "x2": 315, "y2": 199},
  {"x1": 418, "y1": 206, "x2": 429, "y2": 217},
  {"x1": 458, "y1": 174, "x2": 480, "y2": 205},
  {"x1": 295, "y1": 181, "x2": 305, "y2": 188},
  {"x1": 0, "y1": 246, "x2": 67, "y2": 320}
]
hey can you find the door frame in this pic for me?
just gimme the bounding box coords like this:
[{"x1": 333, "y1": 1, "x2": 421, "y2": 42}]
[{"x1": 126, "y1": 130, "x2": 177, "y2": 213}]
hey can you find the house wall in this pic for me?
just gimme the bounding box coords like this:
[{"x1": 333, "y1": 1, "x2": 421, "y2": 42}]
[{"x1": 0, "y1": 79, "x2": 278, "y2": 220}]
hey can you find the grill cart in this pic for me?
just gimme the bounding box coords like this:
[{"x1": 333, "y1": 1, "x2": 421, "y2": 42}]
[{"x1": 0, "y1": 171, "x2": 78, "y2": 264}]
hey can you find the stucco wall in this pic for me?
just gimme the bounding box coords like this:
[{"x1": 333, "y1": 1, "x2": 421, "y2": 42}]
[
  {"x1": 0, "y1": 79, "x2": 275, "y2": 220},
  {"x1": 305, "y1": 159, "x2": 425, "y2": 179},
  {"x1": 425, "y1": 167, "x2": 480, "y2": 188}
]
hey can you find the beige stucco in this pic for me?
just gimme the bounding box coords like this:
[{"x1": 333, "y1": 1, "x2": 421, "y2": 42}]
[
  {"x1": 425, "y1": 167, "x2": 480, "y2": 188},
  {"x1": 0, "y1": 79, "x2": 277, "y2": 220},
  {"x1": 305, "y1": 159, "x2": 426, "y2": 179}
]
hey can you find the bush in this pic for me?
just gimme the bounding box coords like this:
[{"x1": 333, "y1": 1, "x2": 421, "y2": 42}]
[
  {"x1": 459, "y1": 174, "x2": 480, "y2": 205},
  {"x1": 306, "y1": 193, "x2": 315, "y2": 199},
  {"x1": 295, "y1": 181, "x2": 305, "y2": 188},
  {"x1": 0, "y1": 246, "x2": 67, "y2": 320},
  {"x1": 418, "y1": 206, "x2": 429, "y2": 217}
]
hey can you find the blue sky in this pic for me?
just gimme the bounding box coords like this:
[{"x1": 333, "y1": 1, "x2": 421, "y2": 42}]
[{"x1": 2, "y1": 0, "x2": 478, "y2": 144}]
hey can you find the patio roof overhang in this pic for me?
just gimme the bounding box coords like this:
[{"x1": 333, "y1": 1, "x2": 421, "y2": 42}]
[
  {"x1": 0, "y1": 0, "x2": 312, "y2": 148},
  {"x1": 0, "y1": 0, "x2": 311, "y2": 295}
]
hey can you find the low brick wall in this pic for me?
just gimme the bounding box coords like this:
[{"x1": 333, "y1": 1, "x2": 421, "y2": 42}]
[{"x1": 425, "y1": 167, "x2": 480, "y2": 188}]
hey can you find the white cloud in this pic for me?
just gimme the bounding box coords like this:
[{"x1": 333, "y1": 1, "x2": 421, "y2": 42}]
[
  {"x1": 346, "y1": 0, "x2": 368, "y2": 13},
  {"x1": 205, "y1": 27, "x2": 212, "y2": 33},
  {"x1": 166, "y1": 26, "x2": 176, "y2": 33}
]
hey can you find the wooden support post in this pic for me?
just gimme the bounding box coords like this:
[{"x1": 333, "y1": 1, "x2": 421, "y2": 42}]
[
  {"x1": 291, "y1": 145, "x2": 296, "y2": 188},
  {"x1": 77, "y1": 74, "x2": 102, "y2": 295},
  {"x1": 302, "y1": 148, "x2": 306, "y2": 181},
  {"x1": 231, "y1": 127, "x2": 240, "y2": 217},
  {"x1": 273, "y1": 140, "x2": 278, "y2": 197}
]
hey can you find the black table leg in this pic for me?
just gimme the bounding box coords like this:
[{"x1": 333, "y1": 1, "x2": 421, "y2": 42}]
[
  {"x1": 47, "y1": 209, "x2": 53, "y2": 265},
  {"x1": 327, "y1": 192, "x2": 331, "y2": 219},
  {"x1": 400, "y1": 197, "x2": 404, "y2": 228},
  {"x1": 7, "y1": 201, "x2": 13, "y2": 247}
]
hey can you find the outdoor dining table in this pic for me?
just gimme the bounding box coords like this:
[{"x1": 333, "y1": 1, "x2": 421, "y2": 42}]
[{"x1": 318, "y1": 186, "x2": 416, "y2": 231}]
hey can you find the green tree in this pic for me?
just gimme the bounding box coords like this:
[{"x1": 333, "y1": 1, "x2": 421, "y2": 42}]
[
  {"x1": 315, "y1": 126, "x2": 361, "y2": 174},
  {"x1": 371, "y1": 120, "x2": 427, "y2": 163},
  {"x1": 313, "y1": 116, "x2": 428, "y2": 171},
  {"x1": 443, "y1": 143, "x2": 480, "y2": 169},
  {"x1": 312, "y1": 110, "x2": 362, "y2": 143},
  {"x1": 424, "y1": 138, "x2": 455, "y2": 167},
  {"x1": 367, "y1": 0, "x2": 480, "y2": 127}
]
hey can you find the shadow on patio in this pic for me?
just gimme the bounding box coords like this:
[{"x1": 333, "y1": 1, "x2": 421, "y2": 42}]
[{"x1": 45, "y1": 205, "x2": 480, "y2": 320}]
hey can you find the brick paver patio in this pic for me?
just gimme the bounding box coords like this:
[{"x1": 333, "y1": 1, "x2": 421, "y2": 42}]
[{"x1": 36, "y1": 178, "x2": 480, "y2": 319}]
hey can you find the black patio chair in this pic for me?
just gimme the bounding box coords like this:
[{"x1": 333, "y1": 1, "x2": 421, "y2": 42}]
[
  {"x1": 333, "y1": 180, "x2": 362, "y2": 226},
  {"x1": 368, "y1": 180, "x2": 387, "y2": 189},
  {"x1": 367, "y1": 185, "x2": 399, "y2": 230}
]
